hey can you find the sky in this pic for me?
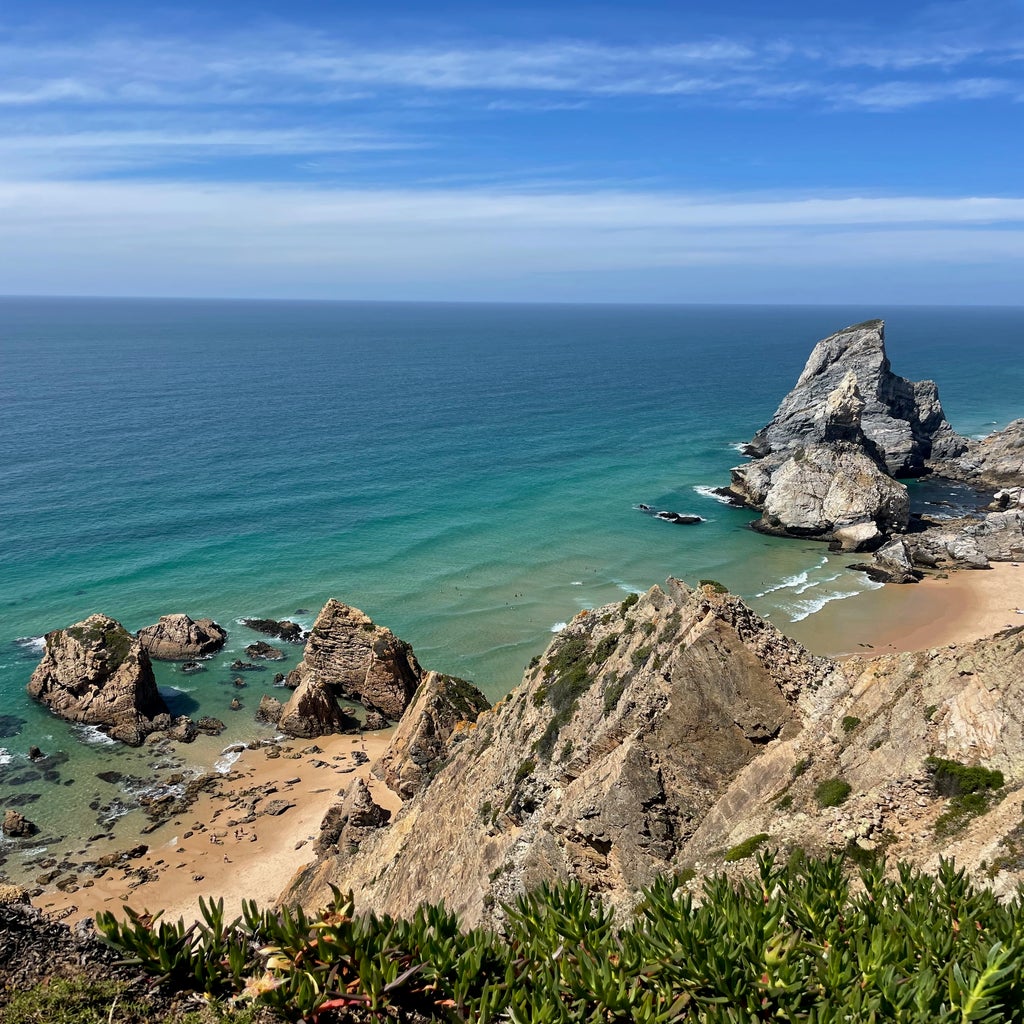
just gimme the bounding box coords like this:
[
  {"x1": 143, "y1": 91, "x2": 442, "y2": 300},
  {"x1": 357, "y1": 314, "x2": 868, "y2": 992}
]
[{"x1": 1, "y1": 0, "x2": 1022, "y2": 304}]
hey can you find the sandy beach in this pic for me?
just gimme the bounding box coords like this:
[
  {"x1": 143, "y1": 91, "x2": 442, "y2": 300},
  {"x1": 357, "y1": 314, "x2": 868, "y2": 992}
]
[
  {"x1": 32, "y1": 730, "x2": 400, "y2": 927},
  {"x1": 787, "y1": 561, "x2": 1024, "y2": 657}
]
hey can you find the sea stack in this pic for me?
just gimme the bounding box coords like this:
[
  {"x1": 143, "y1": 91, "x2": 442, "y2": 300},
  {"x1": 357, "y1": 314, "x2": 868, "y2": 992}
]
[
  {"x1": 27, "y1": 614, "x2": 171, "y2": 746},
  {"x1": 279, "y1": 600, "x2": 423, "y2": 736},
  {"x1": 136, "y1": 613, "x2": 227, "y2": 660},
  {"x1": 727, "y1": 320, "x2": 969, "y2": 548}
]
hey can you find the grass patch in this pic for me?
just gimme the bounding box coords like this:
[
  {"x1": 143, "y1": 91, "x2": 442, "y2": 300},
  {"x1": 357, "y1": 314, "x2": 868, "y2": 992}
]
[
  {"x1": 724, "y1": 833, "x2": 770, "y2": 862},
  {"x1": 841, "y1": 716, "x2": 861, "y2": 733},
  {"x1": 815, "y1": 778, "x2": 852, "y2": 808},
  {"x1": 631, "y1": 645, "x2": 653, "y2": 667}
]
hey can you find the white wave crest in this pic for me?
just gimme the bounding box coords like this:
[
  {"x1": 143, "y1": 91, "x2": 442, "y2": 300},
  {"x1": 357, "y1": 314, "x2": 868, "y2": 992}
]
[
  {"x1": 570, "y1": 581, "x2": 583, "y2": 586},
  {"x1": 215, "y1": 748, "x2": 244, "y2": 774},
  {"x1": 550, "y1": 621, "x2": 568, "y2": 633},
  {"x1": 693, "y1": 485, "x2": 735, "y2": 506},
  {"x1": 71, "y1": 724, "x2": 116, "y2": 746},
  {"x1": 756, "y1": 571, "x2": 808, "y2": 598},
  {"x1": 14, "y1": 636, "x2": 45, "y2": 654},
  {"x1": 0, "y1": 748, "x2": 12, "y2": 766},
  {"x1": 785, "y1": 577, "x2": 884, "y2": 622}
]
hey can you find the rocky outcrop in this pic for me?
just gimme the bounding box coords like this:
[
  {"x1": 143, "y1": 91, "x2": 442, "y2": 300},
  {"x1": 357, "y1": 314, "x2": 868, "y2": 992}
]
[
  {"x1": 256, "y1": 694, "x2": 284, "y2": 724},
  {"x1": 278, "y1": 675, "x2": 359, "y2": 738},
  {"x1": 852, "y1": 537, "x2": 919, "y2": 584},
  {"x1": 732, "y1": 442, "x2": 909, "y2": 545},
  {"x1": 744, "y1": 320, "x2": 969, "y2": 477},
  {"x1": 27, "y1": 615, "x2": 171, "y2": 746},
  {"x1": 284, "y1": 580, "x2": 830, "y2": 923},
  {"x1": 374, "y1": 672, "x2": 492, "y2": 798},
  {"x1": 242, "y1": 617, "x2": 307, "y2": 642},
  {"x1": 906, "y1": 509, "x2": 1024, "y2": 569},
  {"x1": 2, "y1": 809, "x2": 38, "y2": 838},
  {"x1": 136, "y1": 614, "x2": 227, "y2": 660},
  {"x1": 285, "y1": 600, "x2": 423, "y2": 720},
  {"x1": 312, "y1": 778, "x2": 392, "y2": 859},
  {"x1": 932, "y1": 419, "x2": 1024, "y2": 490},
  {"x1": 283, "y1": 580, "x2": 1024, "y2": 926},
  {"x1": 245, "y1": 641, "x2": 285, "y2": 661}
]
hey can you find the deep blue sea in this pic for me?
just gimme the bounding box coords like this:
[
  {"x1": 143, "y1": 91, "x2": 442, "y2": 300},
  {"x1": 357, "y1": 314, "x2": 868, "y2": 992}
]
[{"x1": 1, "y1": 298, "x2": 1021, "y2": 880}]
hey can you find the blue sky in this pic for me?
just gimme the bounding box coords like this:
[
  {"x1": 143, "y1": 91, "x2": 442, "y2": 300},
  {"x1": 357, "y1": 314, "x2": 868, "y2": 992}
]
[{"x1": 1, "y1": 0, "x2": 1022, "y2": 303}]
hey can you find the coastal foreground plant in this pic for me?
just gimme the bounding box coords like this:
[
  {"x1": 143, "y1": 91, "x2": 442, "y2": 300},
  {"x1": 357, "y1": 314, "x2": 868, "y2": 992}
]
[{"x1": 97, "y1": 854, "x2": 1024, "y2": 1022}]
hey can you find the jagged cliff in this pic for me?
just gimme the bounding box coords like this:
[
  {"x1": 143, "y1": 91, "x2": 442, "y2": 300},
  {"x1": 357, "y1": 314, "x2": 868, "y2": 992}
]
[{"x1": 283, "y1": 580, "x2": 1024, "y2": 925}]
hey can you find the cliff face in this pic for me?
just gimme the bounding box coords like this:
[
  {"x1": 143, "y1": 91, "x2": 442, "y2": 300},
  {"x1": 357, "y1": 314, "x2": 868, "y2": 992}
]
[
  {"x1": 283, "y1": 580, "x2": 836, "y2": 922},
  {"x1": 283, "y1": 582, "x2": 1024, "y2": 924}
]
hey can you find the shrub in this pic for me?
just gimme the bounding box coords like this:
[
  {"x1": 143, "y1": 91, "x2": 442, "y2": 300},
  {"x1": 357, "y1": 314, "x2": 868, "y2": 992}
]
[
  {"x1": 631, "y1": 645, "x2": 653, "y2": 667},
  {"x1": 815, "y1": 777, "x2": 852, "y2": 808},
  {"x1": 724, "y1": 833, "x2": 770, "y2": 862},
  {"x1": 841, "y1": 716, "x2": 861, "y2": 733},
  {"x1": 698, "y1": 579, "x2": 728, "y2": 594}
]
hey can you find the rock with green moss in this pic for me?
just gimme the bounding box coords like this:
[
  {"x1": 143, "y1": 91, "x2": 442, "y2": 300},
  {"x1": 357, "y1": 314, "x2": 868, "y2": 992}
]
[{"x1": 27, "y1": 614, "x2": 171, "y2": 746}]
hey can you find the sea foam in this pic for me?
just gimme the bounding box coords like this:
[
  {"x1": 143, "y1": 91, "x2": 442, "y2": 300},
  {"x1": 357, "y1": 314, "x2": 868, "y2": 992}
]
[{"x1": 693, "y1": 485, "x2": 736, "y2": 506}]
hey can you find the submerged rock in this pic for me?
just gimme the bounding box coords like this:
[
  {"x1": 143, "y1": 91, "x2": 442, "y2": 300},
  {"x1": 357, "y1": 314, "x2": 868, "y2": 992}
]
[
  {"x1": 245, "y1": 641, "x2": 286, "y2": 661},
  {"x1": 136, "y1": 614, "x2": 227, "y2": 660},
  {"x1": 241, "y1": 618, "x2": 307, "y2": 643},
  {"x1": 27, "y1": 614, "x2": 171, "y2": 746}
]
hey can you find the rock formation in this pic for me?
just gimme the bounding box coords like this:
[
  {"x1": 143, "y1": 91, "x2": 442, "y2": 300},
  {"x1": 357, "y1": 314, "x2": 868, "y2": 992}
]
[
  {"x1": 932, "y1": 419, "x2": 1024, "y2": 490},
  {"x1": 744, "y1": 320, "x2": 968, "y2": 476},
  {"x1": 284, "y1": 580, "x2": 1024, "y2": 926},
  {"x1": 313, "y1": 778, "x2": 392, "y2": 859},
  {"x1": 241, "y1": 618, "x2": 307, "y2": 643},
  {"x1": 27, "y1": 615, "x2": 171, "y2": 746},
  {"x1": 282, "y1": 600, "x2": 422, "y2": 729},
  {"x1": 277, "y1": 675, "x2": 360, "y2": 738},
  {"x1": 733, "y1": 442, "x2": 909, "y2": 547},
  {"x1": 245, "y1": 641, "x2": 285, "y2": 661},
  {"x1": 136, "y1": 613, "x2": 227, "y2": 660},
  {"x1": 2, "y1": 809, "x2": 38, "y2": 838},
  {"x1": 374, "y1": 672, "x2": 491, "y2": 799}
]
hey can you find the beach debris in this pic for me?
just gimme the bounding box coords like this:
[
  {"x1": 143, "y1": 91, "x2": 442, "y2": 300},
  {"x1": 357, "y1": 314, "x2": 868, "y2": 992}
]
[{"x1": 136, "y1": 613, "x2": 227, "y2": 660}]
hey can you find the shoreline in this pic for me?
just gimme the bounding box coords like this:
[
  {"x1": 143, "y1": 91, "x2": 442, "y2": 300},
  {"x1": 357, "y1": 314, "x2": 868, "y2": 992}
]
[
  {"x1": 32, "y1": 730, "x2": 400, "y2": 927},
  {"x1": 786, "y1": 561, "x2": 1024, "y2": 657},
  {"x1": 26, "y1": 562, "x2": 1024, "y2": 928}
]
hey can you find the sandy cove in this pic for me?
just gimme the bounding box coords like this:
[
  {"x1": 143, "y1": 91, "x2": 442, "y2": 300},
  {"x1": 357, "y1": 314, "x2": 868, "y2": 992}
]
[
  {"x1": 787, "y1": 561, "x2": 1024, "y2": 657},
  {"x1": 33, "y1": 730, "x2": 400, "y2": 928}
]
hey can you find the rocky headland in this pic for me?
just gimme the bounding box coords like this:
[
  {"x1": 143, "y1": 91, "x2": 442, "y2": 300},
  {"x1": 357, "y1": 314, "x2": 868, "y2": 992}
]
[
  {"x1": 723, "y1": 319, "x2": 1024, "y2": 574},
  {"x1": 283, "y1": 577, "x2": 1024, "y2": 927}
]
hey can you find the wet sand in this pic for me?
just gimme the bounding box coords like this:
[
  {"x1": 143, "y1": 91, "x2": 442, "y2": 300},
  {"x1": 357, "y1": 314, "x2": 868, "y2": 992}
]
[
  {"x1": 786, "y1": 561, "x2": 1024, "y2": 657},
  {"x1": 33, "y1": 730, "x2": 400, "y2": 927}
]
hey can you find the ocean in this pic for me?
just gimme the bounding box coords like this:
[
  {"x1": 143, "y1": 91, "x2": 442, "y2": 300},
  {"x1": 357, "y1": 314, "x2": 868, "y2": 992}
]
[{"x1": 1, "y1": 298, "x2": 1021, "y2": 883}]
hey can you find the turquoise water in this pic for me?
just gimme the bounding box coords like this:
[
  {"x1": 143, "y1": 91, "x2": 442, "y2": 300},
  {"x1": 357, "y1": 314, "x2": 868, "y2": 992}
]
[{"x1": 1, "y1": 298, "x2": 1021, "y2": 878}]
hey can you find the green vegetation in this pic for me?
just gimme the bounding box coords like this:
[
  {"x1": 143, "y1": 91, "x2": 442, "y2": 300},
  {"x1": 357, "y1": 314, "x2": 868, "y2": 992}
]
[
  {"x1": 514, "y1": 758, "x2": 536, "y2": 783},
  {"x1": 927, "y1": 757, "x2": 1005, "y2": 836},
  {"x1": 96, "y1": 855, "x2": 1024, "y2": 1023},
  {"x1": 631, "y1": 644, "x2": 653, "y2": 667},
  {"x1": 724, "y1": 833, "x2": 770, "y2": 862},
  {"x1": 591, "y1": 633, "x2": 620, "y2": 664},
  {"x1": 659, "y1": 611, "x2": 682, "y2": 643},
  {"x1": 602, "y1": 673, "x2": 626, "y2": 717},
  {"x1": 815, "y1": 777, "x2": 852, "y2": 808},
  {"x1": 841, "y1": 716, "x2": 861, "y2": 733},
  {"x1": 698, "y1": 579, "x2": 729, "y2": 594},
  {"x1": 924, "y1": 703, "x2": 939, "y2": 721},
  {"x1": 620, "y1": 591, "x2": 640, "y2": 613},
  {"x1": 791, "y1": 757, "x2": 810, "y2": 778},
  {"x1": 0, "y1": 977, "x2": 157, "y2": 1024}
]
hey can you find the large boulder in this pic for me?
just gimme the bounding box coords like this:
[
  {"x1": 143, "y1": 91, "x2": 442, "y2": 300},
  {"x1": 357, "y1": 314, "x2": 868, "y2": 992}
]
[
  {"x1": 2, "y1": 809, "x2": 38, "y2": 838},
  {"x1": 313, "y1": 778, "x2": 392, "y2": 859},
  {"x1": 136, "y1": 614, "x2": 226, "y2": 660},
  {"x1": 375, "y1": 672, "x2": 492, "y2": 799},
  {"x1": 285, "y1": 600, "x2": 422, "y2": 720},
  {"x1": 745, "y1": 319, "x2": 969, "y2": 477},
  {"x1": 27, "y1": 615, "x2": 171, "y2": 746},
  {"x1": 277, "y1": 675, "x2": 359, "y2": 738},
  {"x1": 733, "y1": 442, "x2": 909, "y2": 543},
  {"x1": 908, "y1": 509, "x2": 1024, "y2": 569}
]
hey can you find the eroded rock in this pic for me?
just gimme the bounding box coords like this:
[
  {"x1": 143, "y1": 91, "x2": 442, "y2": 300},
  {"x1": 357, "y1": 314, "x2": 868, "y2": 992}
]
[
  {"x1": 136, "y1": 614, "x2": 227, "y2": 660},
  {"x1": 27, "y1": 615, "x2": 171, "y2": 746}
]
